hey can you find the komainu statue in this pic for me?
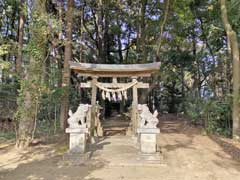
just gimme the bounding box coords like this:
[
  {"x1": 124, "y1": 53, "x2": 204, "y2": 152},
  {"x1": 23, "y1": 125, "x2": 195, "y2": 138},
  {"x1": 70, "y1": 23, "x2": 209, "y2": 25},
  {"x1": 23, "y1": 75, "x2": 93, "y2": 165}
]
[
  {"x1": 138, "y1": 104, "x2": 159, "y2": 129},
  {"x1": 68, "y1": 104, "x2": 91, "y2": 129}
]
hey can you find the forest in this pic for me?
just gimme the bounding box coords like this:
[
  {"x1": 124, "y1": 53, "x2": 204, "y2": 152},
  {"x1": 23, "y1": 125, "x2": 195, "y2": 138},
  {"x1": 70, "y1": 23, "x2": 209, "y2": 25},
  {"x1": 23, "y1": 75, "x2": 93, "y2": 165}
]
[{"x1": 0, "y1": 0, "x2": 240, "y2": 150}]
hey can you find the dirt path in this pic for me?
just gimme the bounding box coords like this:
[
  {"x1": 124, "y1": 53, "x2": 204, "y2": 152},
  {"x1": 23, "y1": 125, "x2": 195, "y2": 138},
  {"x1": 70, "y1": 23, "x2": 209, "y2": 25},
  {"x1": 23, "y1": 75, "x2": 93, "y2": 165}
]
[{"x1": 1, "y1": 115, "x2": 240, "y2": 180}]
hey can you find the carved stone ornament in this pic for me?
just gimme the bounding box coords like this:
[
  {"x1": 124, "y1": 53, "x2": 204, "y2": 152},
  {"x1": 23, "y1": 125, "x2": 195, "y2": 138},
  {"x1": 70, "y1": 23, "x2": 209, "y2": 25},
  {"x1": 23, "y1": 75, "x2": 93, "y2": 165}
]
[
  {"x1": 138, "y1": 104, "x2": 159, "y2": 129},
  {"x1": 67, "y1": 104, "x2": 91, "y2": 129}
]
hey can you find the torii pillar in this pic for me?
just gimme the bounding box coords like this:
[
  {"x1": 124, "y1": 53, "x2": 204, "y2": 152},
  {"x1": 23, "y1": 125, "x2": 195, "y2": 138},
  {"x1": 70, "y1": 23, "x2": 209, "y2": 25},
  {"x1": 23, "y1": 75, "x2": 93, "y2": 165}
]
[
  {"x1": 90, "y1": 76, "x2": 98, "y2": 137},
  {"x1": 131, "y1": 76, "x2": 138, "y2": 134}
]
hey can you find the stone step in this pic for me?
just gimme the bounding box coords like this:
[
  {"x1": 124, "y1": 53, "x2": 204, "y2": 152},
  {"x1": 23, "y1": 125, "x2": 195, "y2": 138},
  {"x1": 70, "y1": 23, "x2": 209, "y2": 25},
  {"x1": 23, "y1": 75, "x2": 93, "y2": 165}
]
[
  {"x1": 103, "y1": 129, "x2": 127, "y2": 136},
  {"x1": 102, "y1": 124, "x2": 130, "y2": 128},
  {"x1": 103, "y1": 127, "x2": 128, "y2": 131},
  {"x1": 101, "y1": 120, "x2": 130, "y2": 128},
  {"x1": 102, "y1": 126, "x2": 129, "y2": 136},
  {"x1": 101, "y1": 118, "x2": 131, "y2": 136}
]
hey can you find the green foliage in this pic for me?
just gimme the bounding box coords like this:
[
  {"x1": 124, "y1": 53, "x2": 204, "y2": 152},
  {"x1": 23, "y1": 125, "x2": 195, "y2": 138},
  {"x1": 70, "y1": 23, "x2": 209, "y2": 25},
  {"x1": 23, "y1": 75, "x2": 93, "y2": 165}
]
[
  {"x1": 36, "y1": 88, "x2": 62, "y2": 135},
  {"x1": 0, "y1": 44, "x2": 10, "y2": 56},
  {"x1": 15, "y1": 1, "x2": 50, "y2": 143},
  {"x1": 204, "y1": 99, "x2": 232, "y2": 137},
  {"x1": 0, "y1": 60, "x2": 11, "y2": 69},
  {"x1": 185, "y1": 96, "x2": 205, "y2": 124},
  {"x1": 227, "y1": 0, "x2": 240, "y2": 31},
  {"x1": 0, "y1": 131, "x2": 15, "y2": 140},
  {"x1": 186, "y1": 96, "x2": 232, "y2": 137}
]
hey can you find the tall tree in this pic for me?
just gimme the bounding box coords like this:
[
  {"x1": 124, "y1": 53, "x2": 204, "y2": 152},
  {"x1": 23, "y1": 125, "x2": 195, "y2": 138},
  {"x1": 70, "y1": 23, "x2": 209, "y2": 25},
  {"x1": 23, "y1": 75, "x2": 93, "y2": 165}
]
[
  {"x1": 16, "y1": 0, "x2": 48, "y2": 148},
  {"x1": 136, "y1": 0, "x2": 147, "y2": 63},
  {"x1": 156, "y1": 0, "x2": 170, "y2": 61},
  {"x1": 96, "y1": 0, "x2": 104, "y2": 63},
  {"x1": 60, "y1": 0, "x2": 74, "y2": 129},
  {"x1": 220, "y1": 0, "x2": 240, "y2": 140},
  {"x1": 16, "y1": 0, "x2": 25, "y2": 74}
]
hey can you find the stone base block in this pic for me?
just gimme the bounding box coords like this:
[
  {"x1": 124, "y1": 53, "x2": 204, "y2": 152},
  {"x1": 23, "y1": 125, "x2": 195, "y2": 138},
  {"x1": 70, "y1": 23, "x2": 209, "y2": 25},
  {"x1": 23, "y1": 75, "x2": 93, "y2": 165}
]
[
  {"x1": 69, "y1": 133, "x2": 86, "y2": 153},
  {"x1": 137, "y1": 128, "x2": 160, "y2": 154},
  {"x1": 66, "y1": 128, "x2": 89, "y2": 153},
  {"x1": 140, "y1": 133, "x2": 157, "y2": 154},
  {"x1": 137, "y1": 152, "x2": 163, "y2": 163}
]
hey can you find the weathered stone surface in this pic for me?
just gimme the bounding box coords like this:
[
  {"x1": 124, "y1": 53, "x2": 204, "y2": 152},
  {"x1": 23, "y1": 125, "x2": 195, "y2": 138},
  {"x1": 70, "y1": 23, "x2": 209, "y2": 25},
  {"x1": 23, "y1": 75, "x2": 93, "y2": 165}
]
[
  {"x1": 137, "y1": 104, "x2": 160, "y2": 154},
  {"x1": 137, "y1": 128, "x2": 160, "y2": 134},
  {"x1": 137, "y1": 152, "x2": 163, "y2": 162},
  {"x1": 68, "y1": 104, "x2": 91, "y2": 129},
  {"x1": 140, "y1": 133, "x2": 157, "y2": 154},
  {"x1": 66, "y1": 104, "x2": 91, "y2": 153},
  {"x1": 66, "y1": 127, "x2": 89, "y2": 153},
  {"x1": 68, "y1": 132, "x2": 87, "y2": 153},
  {"x1": 138, "y1": 104, "x2": 159, "y2": 129},
  {"x1": 66, "y1": 127, "x2": 88, "y2": 134}
]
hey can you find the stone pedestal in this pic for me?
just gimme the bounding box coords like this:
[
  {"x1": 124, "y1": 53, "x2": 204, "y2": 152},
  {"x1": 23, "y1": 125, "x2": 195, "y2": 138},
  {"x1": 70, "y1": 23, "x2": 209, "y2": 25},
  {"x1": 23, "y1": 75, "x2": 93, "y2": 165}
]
[
  {"x1": 65, "y1": 128, "x2": 89, "y2": 153},
  {"x1": 137, "y1": 128, "x2": 160, "y2": 154}
]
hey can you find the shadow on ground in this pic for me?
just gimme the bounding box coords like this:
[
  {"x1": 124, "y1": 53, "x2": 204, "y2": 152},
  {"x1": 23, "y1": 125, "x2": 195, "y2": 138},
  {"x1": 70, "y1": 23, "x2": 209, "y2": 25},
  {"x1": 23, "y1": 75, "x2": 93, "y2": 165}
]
[
  {"x1": 0, "y1": 155, "x2": 104, "y2": 180},
  {"x1": 0, "y1": 135, "x2": 108, "y2": 180},
  {"x1": 87, "y1": 137, "x2": 111, "y2": 159},
  {"x1": 158, "y1": 114, "x2": 199, "y2": 152},
  {"x1": 158, "y1": 114, "x2": 240, "y2": 172},
  {"x1": 209, "y1": 135, "x2": 240, "y2": 162}
]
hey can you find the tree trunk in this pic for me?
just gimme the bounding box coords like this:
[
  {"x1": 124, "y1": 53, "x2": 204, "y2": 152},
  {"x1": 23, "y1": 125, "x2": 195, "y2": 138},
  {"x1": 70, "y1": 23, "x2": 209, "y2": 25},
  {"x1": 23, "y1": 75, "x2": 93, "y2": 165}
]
[
  {"x1": 96, "y1": 0, "x2": 104, "y2": 63},
  {"x1": 16, "y1": 58, "x2": 36, "y2": 148},
  {"x1": 104, "y1": 11, "x2": 110, "y2": 63},
  {"x1": 156, "y1": 0, "x2": 170, "y2": 61},
  {"x1": 79, "y1": 4, "x2": 84, "y2": 62},
  {"x1": 56, "y1": 0, "x2": 64, "y2": 87},
  {"x1": 192, "y1": 25, "x2": 201, "y2": 98},
  {"x1": 125, "y1": 24, "x2": 132, "y2": 63},
  {"x1": 226, "y1": 35, "x2": 232, "y2": 94},
  {"x1": 116, "y1": 17, "x2": 123, "y2": 63},
  {"x1": 60, "y1": 0, "x2": 74, "y2": 130},
  {"x1": 42, "y1": 41, "x2": 49, "y2": 85},
  {"x1": 181, "y1": 63, "x2": 185, "y2": 112},
  {"x1": 220, "y1": 0, "x2": 240, "y2": 140},
  {"x1": 136, "y1": 0, "x2": 147, "y2": 63},
  {"x1": 198, "y1": 17, "x2": 217, "y2": 96},
  {"x1": 16, "y1": 0, "x2": 25, "y2": 74},
  {"x1": 138, "y1": 0, "x2": 148, "y2": 103},
  {"x1": 16, "y1": 0, "x2": 47, "y2": 148}
]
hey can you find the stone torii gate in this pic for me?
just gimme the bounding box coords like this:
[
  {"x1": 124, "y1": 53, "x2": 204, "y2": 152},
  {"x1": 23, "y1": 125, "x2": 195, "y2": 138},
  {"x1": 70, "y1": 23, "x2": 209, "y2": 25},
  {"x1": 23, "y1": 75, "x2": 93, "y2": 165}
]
[{"x1": 69, "y1": 61, "x2": 161, "y2": 136}]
